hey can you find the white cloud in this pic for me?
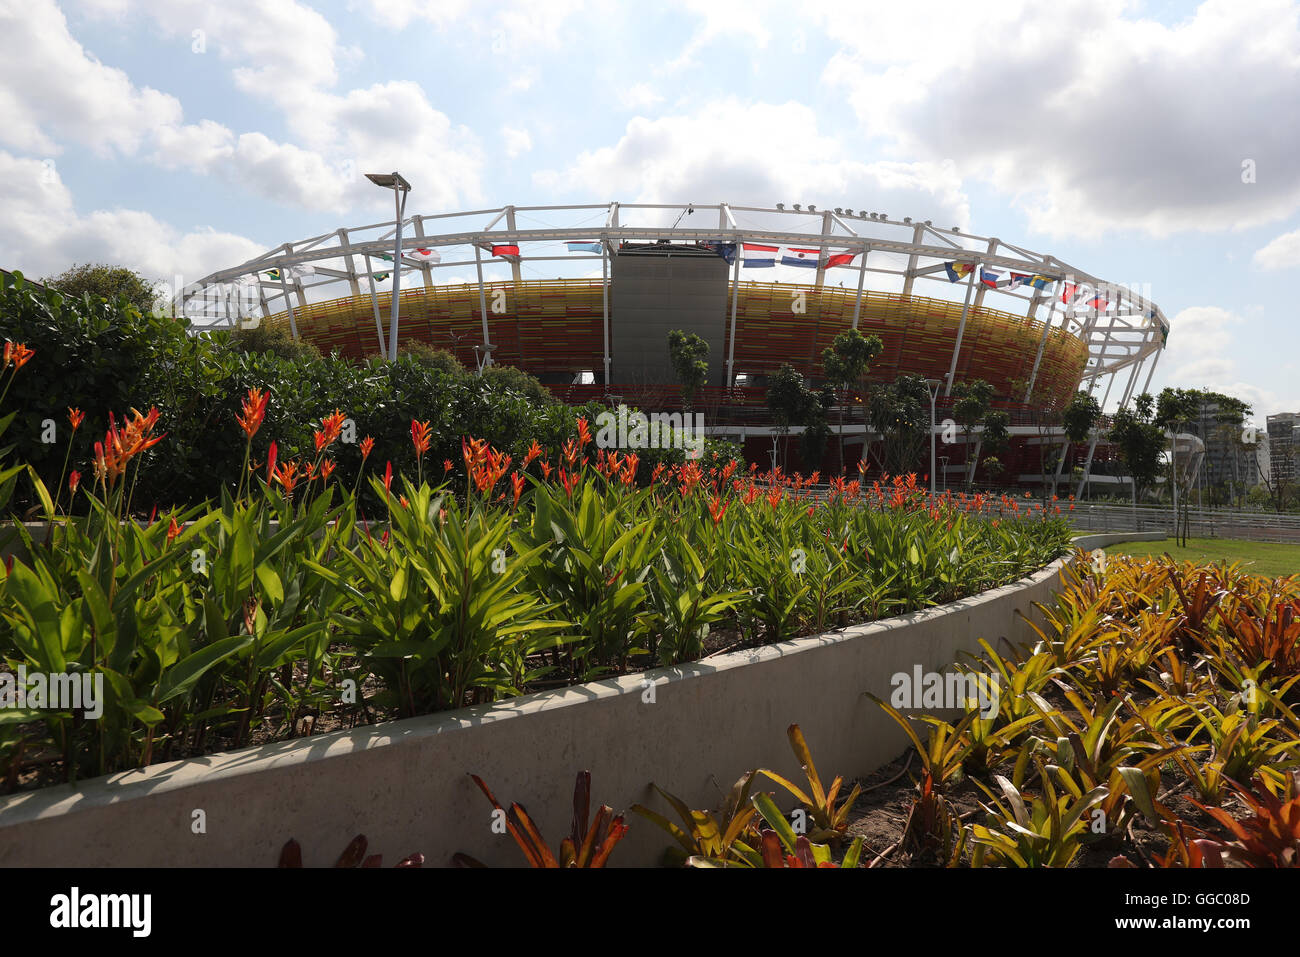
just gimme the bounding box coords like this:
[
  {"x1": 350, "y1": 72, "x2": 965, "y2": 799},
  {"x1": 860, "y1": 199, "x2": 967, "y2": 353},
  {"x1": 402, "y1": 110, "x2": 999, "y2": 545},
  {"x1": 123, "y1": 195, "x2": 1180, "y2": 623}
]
[
  {"x1": 501, "y1": 126, "x2": 533, "y2": 159},
  {"x1": 0, "y1": 151, "x2": 264, "y2": 285},
  {"x1": 1253, "y1": 227, "x2": 1300, "y2": 270},
  {"x1": 618, "y1": 83, "x2": 664, "y2": 110},
  {"x1": 536, "y1": 99, "x2": 970, "y2": 226},
  {"x1": 0, "y1": 0, "x2": 182, "y2": 157},
  {"x1": 815, "y1": 0, "x2": 1300, "y2": 238}
]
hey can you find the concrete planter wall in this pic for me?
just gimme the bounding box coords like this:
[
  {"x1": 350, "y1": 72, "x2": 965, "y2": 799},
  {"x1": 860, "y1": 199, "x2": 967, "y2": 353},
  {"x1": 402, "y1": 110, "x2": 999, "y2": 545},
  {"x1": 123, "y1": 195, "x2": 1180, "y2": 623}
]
[{"x1": 0, "y1": 532, "x2": 1163, "y2": 867}]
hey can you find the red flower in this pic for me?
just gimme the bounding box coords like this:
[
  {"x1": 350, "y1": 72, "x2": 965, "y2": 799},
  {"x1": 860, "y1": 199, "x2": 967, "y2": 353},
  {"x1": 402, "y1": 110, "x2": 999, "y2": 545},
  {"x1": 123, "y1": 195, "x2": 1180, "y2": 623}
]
[
  {"x1": 523, "y1": 440, "x2": 544, "y2": 468},
  {"x1": 708, "y1": 495, "x2": 728, "y2": 525},
  {"x1": 237, "y1": 388, "x2": 269, "y2": 440},
  {"x1": 383, "y1": 460, "x2": 393, "y2": 494},
  {"x1": 576, "y1": 417, "x2": 592, "y2": 447},
  {"x1": 411, "y1": 419, "x2": 433, "y2": 458},
  {"x1": 166, "y1": 518, "x2": 182, "y2": 545},
  {"x1": 444, "y1": 459, "x2": 453, "y2": 474},
  {"x1": 359, "y1": 435, "x2": 375, "y2": 460},
  {"x1": 4, "y1": 341, "x2": 34, "y2": 371},
  {"x1": 68, "y1": 408, "x2": 85, "y2": 431},
  {"x1": 318, "y1": 459, "x2": 336, "y2": 483},
  {"x1": 68, "y1": 470, "x2": 81, "y2": 494},
  {"x1": 321, "y1": 409, "x2": 346, "y2": 446},
  {"x1": 266, "y1": 440, "x2": 278, "y2": 484},
  {"x1": 510, "y1": 471, "x2": 526, "y2": 509}
]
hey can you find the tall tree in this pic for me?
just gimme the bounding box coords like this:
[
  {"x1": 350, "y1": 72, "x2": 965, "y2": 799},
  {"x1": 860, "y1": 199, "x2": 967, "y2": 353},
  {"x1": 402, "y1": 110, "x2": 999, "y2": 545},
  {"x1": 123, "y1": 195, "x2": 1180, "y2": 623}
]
[
  {"x1": 1059, "y1": 389, "x2": 1102, "y2": 497},
  {"x1": 820, "y1": 327, "x2": 883, "y2": 477}
]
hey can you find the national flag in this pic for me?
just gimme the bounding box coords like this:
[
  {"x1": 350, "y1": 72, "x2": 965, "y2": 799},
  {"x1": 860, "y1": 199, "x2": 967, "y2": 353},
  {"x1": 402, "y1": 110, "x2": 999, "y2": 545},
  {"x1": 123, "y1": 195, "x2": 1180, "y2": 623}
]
[
  {"x1": 1060, "y1": 282, "x2": 1078, "y2": 304},
  {"x1": 379, "y1": 254, "x2": 393, "y2": 262},
  {"x1": 782, "y1": 247, "x2": 821, "y2": 268},
  {"x1": 824, "y1": 251, "x2": 856, "y2": 268},
  {"x1": 1089, "y1": 294, "x2": 1108, "y2": 310},
  {"x1": 409, "y1": 248, "x2": 442, "y2": 263},
  {"x1": 743, "y1": 242, "x2": 779, "y2": 268},
  {"x1": 264, "y1": 269, "x2": 281, "y2": 281},
  {"x1": 944, "y1": 262, "x2": 974, "y2": 282},
  {"x1": 1009, "y1": 273, "x2": 1031, "y2": 287},
  {"x1": 566, "y1": 242, "x2": 602, "y2": 254},
  {"x1": 702, "y1": 242, "x2": 736, "y2": 265},
  {"x1": 373, "y1": 272, "x2": 389, "y2": 282},
  {"x1": 1029, "y1": 275, "x2": 1051, "y2": 289},
  {"x1": 285, "y1": 264, "x2": 314, "y2": 279},
  {"x1": 491, "y1": 244, "x2": 520, "y2": 258},
  {"x1": 980, "y1": 269, "x2": 1002, "y2": 288}
]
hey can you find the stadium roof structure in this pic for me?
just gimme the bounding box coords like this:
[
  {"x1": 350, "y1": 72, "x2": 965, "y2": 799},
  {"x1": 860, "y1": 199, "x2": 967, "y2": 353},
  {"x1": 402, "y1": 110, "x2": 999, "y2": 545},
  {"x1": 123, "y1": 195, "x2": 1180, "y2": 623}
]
[{"x1": 179, "y1": 201, "x2": 1169, "y2": 408}]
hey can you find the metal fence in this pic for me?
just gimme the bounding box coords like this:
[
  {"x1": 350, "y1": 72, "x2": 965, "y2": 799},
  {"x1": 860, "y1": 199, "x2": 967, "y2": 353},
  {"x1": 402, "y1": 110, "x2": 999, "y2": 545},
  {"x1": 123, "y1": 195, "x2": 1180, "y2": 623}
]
[{"x1": 1067, "y1": 504, "x2": 1300, "y2": 544}]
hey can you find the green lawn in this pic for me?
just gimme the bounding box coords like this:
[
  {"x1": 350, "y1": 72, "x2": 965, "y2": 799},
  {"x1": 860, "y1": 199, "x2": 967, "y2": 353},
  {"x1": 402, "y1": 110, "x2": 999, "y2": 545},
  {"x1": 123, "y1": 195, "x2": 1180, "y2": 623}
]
[{"x1": 1104, "y1": 537, "x2": 1300, "y2": 579}]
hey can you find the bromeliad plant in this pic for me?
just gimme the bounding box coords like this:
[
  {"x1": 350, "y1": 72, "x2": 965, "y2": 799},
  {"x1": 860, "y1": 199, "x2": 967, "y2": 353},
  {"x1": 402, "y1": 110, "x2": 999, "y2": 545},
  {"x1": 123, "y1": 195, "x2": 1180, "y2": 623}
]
[{"x1": 454, "y1": 770, "x2": 630, "y2": 868}]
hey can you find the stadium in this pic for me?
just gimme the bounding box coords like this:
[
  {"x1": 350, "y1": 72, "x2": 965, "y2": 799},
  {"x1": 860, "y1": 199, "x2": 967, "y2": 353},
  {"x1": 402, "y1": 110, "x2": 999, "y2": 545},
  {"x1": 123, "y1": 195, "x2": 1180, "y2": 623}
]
[{"x1": 179, "y1": 201, "x2": 1169, "y2": 490}]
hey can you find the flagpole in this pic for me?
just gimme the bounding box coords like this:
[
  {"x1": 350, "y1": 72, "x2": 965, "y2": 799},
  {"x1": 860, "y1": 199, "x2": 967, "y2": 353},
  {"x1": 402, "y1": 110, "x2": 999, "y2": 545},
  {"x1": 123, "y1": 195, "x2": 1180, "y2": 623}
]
[
  {"x1": 944, "y1": 265, "x2": 977, "y2": 396},
  {"x1": 474, "y1": 244, "x2": 492, "y2": 373},
  {"x1": 851, "y1": 246, "x2": 868, "y2": 330},
  {"x1": 727, "y1": 239, "x2": 741, "y2": 389}
]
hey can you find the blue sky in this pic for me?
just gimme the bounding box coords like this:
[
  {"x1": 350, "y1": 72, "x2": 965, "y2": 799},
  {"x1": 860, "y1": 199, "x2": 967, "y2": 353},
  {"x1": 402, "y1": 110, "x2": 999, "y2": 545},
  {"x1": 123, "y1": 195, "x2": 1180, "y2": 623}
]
[{"x1": 2, "y1": 0, "x2": 1298, "y2": 421}]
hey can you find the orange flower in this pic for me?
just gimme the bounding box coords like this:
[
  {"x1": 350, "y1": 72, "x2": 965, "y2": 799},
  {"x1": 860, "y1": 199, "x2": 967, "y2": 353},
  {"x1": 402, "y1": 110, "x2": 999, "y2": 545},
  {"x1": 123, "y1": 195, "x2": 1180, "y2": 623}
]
[
  {"x1": 318, "y1": 459, "x2": 336, "y2": 483},
  {"x1": 313, "y1": 430, "x2": 329, "y2": 453},
  {"x1": 444, "y1": 459, "x2": 454, "y2": 474},
  {"x1": 576, "y1": 417, "x2": 592, "y2": 447},
  {"x1": 510, "y1": 471, "x2": 526, "y2": 509},
  {"x1": 166, "y1": 518, "x2": 182, "y2": 545},
  {"x1": 4, "y1": 341, "x2": 34, "y2": 371},
  {"x1": 68, "y1": 408, "x2": 84, "y2": 431},
  {"x1": 411, "y1": 419, "x2": 433, "y2": 458},
  {"x1": 272, "y1": 459, "x2": 300, "y2": 496},
  {"x1": 95, "y1": 406, "x2": 166, "y2": 486},
  {"x1": 539, "y1": 460, "x2": 553, "y2": 480},
  {"x1": 708, "y1": 495, "x2": 728, "y2": 525},
  {"x1": 359, "y1": 435, "x2": 375, "y2": 460},
  {"x1": 237, "y1": 388, "x2": 269, "y2": 440},
  {"x1": 68, "y1": 470, "x2": 81, "y2": 494},
  {"x1": 523, "y1": 440, "x2": 544, "y2": 468}
]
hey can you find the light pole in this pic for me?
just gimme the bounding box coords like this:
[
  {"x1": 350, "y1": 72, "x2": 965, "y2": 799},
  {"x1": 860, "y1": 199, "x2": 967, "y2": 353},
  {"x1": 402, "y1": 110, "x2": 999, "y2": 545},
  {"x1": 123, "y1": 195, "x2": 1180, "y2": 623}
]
[
  {"x1": 365, "y1": 171, "x2": 411, "y2": 361},
  {"x1": 925, "y1": 378, "x2": 942, "y2": 500},
  {"x1": 939, "y1": 455, "x2": 949, "y2": 493}
]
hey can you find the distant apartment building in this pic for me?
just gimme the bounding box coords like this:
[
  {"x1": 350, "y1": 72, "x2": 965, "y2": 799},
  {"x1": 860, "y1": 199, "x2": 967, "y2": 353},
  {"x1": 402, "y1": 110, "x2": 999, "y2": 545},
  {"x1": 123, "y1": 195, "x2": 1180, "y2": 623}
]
[
  {"x1": 1268, "y1": 412, "x2": 1299, "y2": 488},
  {"x1": 1181, "y1": 400, "x2": 1261, "y2": 497}
]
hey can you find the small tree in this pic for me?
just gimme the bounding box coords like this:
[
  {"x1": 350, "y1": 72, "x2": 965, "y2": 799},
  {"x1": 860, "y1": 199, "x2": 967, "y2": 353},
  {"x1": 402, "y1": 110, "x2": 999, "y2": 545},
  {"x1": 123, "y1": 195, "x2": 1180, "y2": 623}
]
[
  {"x1": 980, "y1": 410, "x2": 1010, "y2": 484},
  {"x1": 42, "y1": 262, "x2": 162, "y2": 315},
  {"x1": 1109, "y1": 393, "x2": 1166, "y2": 504},
  {"x1": 951, "y1": 379, "x2": 994, "y2": 488},
  {"x1": 667, "y1": 330, "x2": 709, "y2": 410},
  {"x1": 868, "y1": 374, "x2": 930, "y2": 476},
  {"x1": 821, "y1": 327, "x2": 883, "y2": 478},
  {"x1": 767, "y1": 363, "x2": 819, "y2": 471},
  {"x1": 1059, "y1": 390, "x2": 1102, "y2": 497}
]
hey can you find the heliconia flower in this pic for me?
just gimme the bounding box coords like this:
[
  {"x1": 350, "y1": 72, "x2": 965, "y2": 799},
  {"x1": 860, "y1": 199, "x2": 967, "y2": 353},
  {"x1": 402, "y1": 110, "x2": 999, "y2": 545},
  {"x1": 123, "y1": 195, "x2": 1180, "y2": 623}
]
[
  {"x1": 411, "y1": 419, "x2": 433, "y2": 457},
  {"x1": 576, "y1": 417, "x2": 592, "y2": 447},
  {"x1": 266, "y1": 440, "x2": 278, "y2": 484},
  {"x1": 321, "y1": 409, "x2": 346, "y2": 446},
  {"x1": 313, "y1": 430, "x2": 329, "y2": 453},
  {"x1": 166, "y1": 518, "x2": 182, "y2": 545},
  {"x1": 444, "y1": 459, "x2": 453, "y2": 473},
  {"x1": 708, "y1": 495, "x2": 728, "y2": 525},
  {"x1": 68, "y1": 408, "x2": 85, "y2": 431},
  {"x1": 399, "y1": 495, "x2": 410, "y2": 509},
  {"x1": 539, "y1": 460, "x2": 553, "y2": 480},
  {"x1": 237, "y1": 387, "x2": 270, "y2": 440},
  {"x1": 68, "y1": 470, "x2": 81, "y2": 494},
  {"x1": 7, "y1": 341, "x2": 34, "y2": 370},
  {"x1": 318, "y1": 459, "x2": 336, "y2": 483},
  {"x1": 383, "y1": 460, "x2": 393, "y2": 493},
  {"x1": 93, "y1": 441, "x2": 107, "y2": 483},
  {"x1": 510, "y1": 471, "x2": 526, "y2": 509},
  {"x1": 523, "y1": 440, "x2": 544, "y2": 468},
  {"x1": 359, "y1": 435, "x2": 375, "y2": 460}
]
